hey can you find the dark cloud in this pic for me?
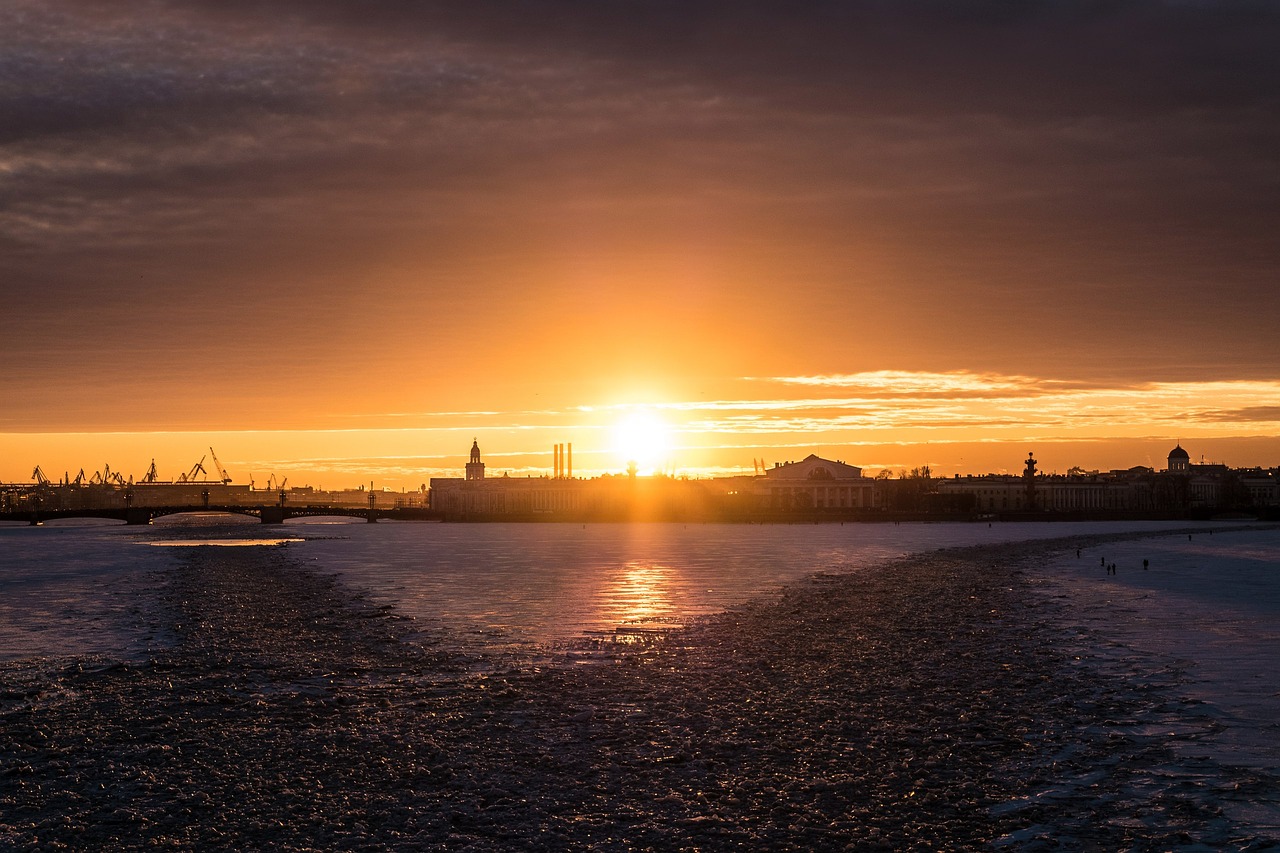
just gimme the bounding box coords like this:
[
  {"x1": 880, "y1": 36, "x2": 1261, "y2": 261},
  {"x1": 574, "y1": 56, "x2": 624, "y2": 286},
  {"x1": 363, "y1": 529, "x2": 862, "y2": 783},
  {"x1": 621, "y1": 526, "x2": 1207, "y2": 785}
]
[
  {"x1": 170, "y1": 1, "x2": 1280, "y2": 114},
  {"x1": 2, "y1": 0, "x2": 1279, "y2": 432}
]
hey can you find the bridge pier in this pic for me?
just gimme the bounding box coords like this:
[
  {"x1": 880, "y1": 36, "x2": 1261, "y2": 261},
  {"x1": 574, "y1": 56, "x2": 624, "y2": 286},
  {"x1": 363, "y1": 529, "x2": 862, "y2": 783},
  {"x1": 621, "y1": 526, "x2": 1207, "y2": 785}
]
[
  {"x1": 260, "y1": 506, "x2": 286, "y2": 525},
  {"x1": 125, "y1": 507, "x2": 153, "y2": 525}
]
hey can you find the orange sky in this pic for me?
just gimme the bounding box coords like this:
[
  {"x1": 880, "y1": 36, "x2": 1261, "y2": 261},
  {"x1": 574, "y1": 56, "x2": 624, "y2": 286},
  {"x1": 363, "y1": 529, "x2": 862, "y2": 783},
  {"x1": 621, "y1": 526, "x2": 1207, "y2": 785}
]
[
  {"x1": 3, "y1": 3, "x2": 1279, "y2": 488},
  {"x1": 5, "y1": 372, "x2": 1280, "y2": 488}
]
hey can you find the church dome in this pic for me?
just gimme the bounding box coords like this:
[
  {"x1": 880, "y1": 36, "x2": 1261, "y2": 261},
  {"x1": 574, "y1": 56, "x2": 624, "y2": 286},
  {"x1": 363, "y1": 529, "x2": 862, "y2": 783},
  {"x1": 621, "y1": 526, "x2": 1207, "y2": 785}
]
[{"x1": 1168, "y1": 444, "x2": 1189, "y2": 460}]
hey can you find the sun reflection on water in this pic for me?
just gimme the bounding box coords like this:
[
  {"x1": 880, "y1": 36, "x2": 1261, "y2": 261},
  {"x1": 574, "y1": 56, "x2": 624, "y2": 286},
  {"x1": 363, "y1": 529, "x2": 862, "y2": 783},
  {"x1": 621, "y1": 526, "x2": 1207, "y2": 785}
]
[
  {"x1": 600, "y1": 561, "x2": 677, "y2": 629},
  {"x1": 146, "y1": 539, "x2": 303, "y2": 547}
]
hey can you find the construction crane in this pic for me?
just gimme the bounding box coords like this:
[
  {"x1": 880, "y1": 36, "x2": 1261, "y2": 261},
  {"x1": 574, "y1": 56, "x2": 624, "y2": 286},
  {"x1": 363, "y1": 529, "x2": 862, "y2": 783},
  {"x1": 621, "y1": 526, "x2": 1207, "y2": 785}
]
[
  {"x1": 140, "y1": 460, "x2": 159, "y2": 484},
  {"x1": 178, "y1": 455, "x2": 207, "y2": 483},
  {"x1": 100, "y1": 463, "x2": 125, "y2": 486},
  {"x1": 208, "y1": 447, "x2": 232, "y2": 484},
  {"x1": 31, "y1": 465, "x2": 50, "y2": 486},
  {"x1": 72, "y1": 468, "x2": 86, "y2": 486}
]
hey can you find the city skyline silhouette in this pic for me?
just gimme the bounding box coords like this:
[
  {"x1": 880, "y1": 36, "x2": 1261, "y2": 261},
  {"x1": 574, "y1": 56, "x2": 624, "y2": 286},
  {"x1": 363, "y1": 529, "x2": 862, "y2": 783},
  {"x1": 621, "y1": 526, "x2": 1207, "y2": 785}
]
[{"x1": 3, "y1": 3, "x2": 1278, "y2": 488}]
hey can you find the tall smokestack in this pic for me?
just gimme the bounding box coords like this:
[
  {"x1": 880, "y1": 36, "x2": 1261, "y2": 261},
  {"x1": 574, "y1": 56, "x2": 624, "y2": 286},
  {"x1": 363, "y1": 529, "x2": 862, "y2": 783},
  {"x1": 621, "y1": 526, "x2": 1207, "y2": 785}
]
[
  {"x1": 567, "y1": 443, "x2": 572, "y2": 479},
  {"x1": 553, "y1": 444, "x2": 560, "y2": 479}
]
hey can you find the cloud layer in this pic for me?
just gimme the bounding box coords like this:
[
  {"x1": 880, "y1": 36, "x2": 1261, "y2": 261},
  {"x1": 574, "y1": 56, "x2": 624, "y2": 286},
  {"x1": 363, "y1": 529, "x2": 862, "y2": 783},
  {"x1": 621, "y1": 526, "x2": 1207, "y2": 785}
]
[{"x1": 2, "y1": 2, "x2": 1278, "y2": 478}]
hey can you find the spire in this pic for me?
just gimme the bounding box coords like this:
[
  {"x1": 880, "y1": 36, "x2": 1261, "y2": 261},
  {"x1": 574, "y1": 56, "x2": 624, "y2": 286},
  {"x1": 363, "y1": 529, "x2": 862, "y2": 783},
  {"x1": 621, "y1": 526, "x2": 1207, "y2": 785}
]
[{"x1": 466, "y1": 439, "x2": 485, "y2": 480}]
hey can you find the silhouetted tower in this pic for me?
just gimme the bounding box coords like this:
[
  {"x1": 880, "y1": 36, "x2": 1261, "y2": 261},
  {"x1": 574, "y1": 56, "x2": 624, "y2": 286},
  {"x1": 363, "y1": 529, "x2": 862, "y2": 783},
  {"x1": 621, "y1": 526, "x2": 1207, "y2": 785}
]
[
  {"x1": 1167, "y1": 443, "x2": 1190, "y2": 473},
  {"x1": 1023, "y1": 452, "x2": 1038, "y2": 510},
  {"x1": 466, "y1": 439, "x2": 485, "y2": 481}
]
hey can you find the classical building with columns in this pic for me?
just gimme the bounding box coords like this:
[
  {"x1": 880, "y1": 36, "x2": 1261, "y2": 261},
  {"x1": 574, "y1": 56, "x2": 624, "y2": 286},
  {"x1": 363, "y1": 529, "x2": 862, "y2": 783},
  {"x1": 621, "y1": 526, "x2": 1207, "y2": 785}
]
[{"x1": 753, "y1": 454, "x2": 875, "y2": 511}]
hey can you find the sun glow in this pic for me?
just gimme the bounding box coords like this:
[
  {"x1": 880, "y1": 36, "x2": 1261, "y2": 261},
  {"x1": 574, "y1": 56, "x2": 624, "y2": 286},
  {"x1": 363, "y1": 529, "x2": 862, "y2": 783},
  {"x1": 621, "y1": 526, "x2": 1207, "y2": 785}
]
[{"x1": 612, "y1": 409, "x2": 672, "y2": 473}]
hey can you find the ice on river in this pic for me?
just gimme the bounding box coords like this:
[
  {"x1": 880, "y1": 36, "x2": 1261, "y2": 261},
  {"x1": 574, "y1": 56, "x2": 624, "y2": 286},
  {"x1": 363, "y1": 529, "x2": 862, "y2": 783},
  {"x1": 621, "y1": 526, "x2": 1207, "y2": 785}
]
[
  {"x1": 4, "y1": 517, "x2": 1277, "y2": 764},
  {"x1": 0, "y1": 515, "x2": 1265, "y2": 661},
  {"x1": 290, "y1": 519, "x2": 1252, "y2": 650},
  {"x1": 3, "y1": 514, "x2": 1279, "y2": 848},
  {"x1": 1038, "y1": 526, "x2": 1280, "y2": 772}
]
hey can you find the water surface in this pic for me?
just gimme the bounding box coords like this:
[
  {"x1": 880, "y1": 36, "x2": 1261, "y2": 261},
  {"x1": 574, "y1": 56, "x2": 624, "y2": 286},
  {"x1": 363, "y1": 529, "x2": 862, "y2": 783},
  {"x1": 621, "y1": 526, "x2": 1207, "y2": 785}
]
[{"x1": 0, "y1": 516, "x2": 1247, "y2": 660}]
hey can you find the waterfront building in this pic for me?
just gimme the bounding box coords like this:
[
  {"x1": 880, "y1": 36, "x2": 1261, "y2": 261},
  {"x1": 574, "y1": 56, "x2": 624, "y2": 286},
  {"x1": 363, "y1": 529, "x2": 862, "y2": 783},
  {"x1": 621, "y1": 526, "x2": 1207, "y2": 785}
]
[
  {"x1": 430, "y1": 441, "x2": 594, "y2": 517},
  {"x1": 429, "y1": 471, "x2": 587, "y2": 517},
  {"x1": 755, "y1": 455, "x2": 874, "y2": 511},
  {"x1": 1240, "y1": 469, "x2": 1280, "y2": 508},
  {"x1": 935, "y1": 445, "x2": 1280, "y2": 515},
  {"x1": 429, "y1": 445, "x2": 875, "y2": 519},
  {"x1": 937, "y1": 466, "x2": 1161, "y2": 514},
  {"x1": 427, "y1": 440, "x2": 1280, "y2": 520},
  {"x1": 935, "y1": 475, "x2": 1028, "y2": 513}
]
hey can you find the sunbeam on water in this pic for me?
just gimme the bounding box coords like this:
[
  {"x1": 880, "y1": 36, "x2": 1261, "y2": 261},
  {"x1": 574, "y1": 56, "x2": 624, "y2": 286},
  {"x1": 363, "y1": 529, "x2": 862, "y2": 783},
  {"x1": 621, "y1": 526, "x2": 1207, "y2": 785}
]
[
  {"x1": 599, "y1": 562, "x2": 677, "y2": 628},
  {"x1": 1, "y1": 517, "x2": 1260, "y2": 660},
  {"x1": 147, "y1": 539, "x2": 304, "y2": 547}
]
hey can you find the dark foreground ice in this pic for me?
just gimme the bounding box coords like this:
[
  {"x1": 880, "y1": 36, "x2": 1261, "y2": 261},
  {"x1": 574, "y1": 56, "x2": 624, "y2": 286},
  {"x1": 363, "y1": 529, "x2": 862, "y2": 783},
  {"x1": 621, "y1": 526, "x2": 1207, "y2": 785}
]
[{"x1": 2, "y1": 531, "x2": 1278, "y2": 851}]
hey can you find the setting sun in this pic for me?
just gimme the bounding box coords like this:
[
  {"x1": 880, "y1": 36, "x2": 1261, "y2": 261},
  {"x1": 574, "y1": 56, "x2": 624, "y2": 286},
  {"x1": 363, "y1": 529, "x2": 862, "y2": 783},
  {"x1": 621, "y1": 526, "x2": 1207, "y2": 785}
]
[{"x1": 612, "y1": 409, "x2": 673, "y2": 473}]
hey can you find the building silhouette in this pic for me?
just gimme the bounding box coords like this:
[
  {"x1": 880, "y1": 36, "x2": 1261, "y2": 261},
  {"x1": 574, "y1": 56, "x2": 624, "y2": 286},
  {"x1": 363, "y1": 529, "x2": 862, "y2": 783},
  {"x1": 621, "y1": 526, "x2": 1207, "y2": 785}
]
[
  {"x1": 465, "y1": 439, "x2": 485, "y2": 481},
  {"x1": 423, "y1": 440, "x2": 1280, "y2": 520},
  {"x1": 935, "y1": 444, "x2": 1278, "y2": 514},
  {"x1": 7, "y1": 441, "x2": 1276, "y2": 521}
]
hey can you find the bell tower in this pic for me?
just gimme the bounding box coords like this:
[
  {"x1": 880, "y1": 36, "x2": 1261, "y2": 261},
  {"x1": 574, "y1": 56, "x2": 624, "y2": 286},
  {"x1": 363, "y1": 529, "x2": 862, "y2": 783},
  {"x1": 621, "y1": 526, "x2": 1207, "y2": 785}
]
[{"x1": 465, "y1": 439, "x2": 485, "y2": 480}]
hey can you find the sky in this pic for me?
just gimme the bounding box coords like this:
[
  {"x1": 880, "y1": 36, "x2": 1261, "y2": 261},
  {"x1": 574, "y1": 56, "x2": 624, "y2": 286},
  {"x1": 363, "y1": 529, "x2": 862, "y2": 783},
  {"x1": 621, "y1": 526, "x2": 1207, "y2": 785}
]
[{"x1": 3, "y1": 1, "x2": 1279, "y2": 488}]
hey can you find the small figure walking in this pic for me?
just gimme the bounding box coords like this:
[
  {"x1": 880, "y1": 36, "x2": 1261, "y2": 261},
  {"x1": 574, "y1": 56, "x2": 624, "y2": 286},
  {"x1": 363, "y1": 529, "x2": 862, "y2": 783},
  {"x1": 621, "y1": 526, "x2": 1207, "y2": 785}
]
[
  {"x1": 1143, "y1": 559, "x2": 1149, "y2": 570},
  {"x1": 1077, "y1": 548, "x2": 1081, "y2": 558}
]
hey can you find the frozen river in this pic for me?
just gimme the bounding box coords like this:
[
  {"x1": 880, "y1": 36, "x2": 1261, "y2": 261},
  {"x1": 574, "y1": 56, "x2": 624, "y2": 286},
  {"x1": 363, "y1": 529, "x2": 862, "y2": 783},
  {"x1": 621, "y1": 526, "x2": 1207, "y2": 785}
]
[
  {"x1": 2, "y1": 515, "x2": 1278, "y2": 847},
  {"x1": 1040, "y1": 528, "x2": 1280, "y2": 772},
  {"x1": 0, "y1": 515, "x2": 1252, "y2": 659}
]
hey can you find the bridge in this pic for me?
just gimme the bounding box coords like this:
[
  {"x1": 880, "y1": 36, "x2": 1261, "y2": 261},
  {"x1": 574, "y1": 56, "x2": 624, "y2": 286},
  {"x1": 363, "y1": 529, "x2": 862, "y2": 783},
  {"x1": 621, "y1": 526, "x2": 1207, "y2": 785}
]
[{"x1": 0, "y1": 504, "x2": 442, "y2": 526}]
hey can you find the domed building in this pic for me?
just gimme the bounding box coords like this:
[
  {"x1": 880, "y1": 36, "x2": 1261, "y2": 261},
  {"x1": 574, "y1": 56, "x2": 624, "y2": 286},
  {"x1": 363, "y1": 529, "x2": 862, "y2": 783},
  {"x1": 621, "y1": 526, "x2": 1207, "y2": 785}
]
[{"x1": 1167, "y1": 444, "x2": 1190, "y2": 473}]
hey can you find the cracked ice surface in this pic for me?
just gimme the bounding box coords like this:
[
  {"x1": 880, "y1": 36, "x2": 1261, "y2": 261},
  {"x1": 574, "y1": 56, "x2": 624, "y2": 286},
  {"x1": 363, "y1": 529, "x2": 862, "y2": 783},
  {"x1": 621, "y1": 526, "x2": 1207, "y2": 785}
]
[{"x1": 1, "y1": 518, "x2": 1277, "y2": 849}]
